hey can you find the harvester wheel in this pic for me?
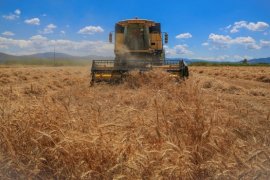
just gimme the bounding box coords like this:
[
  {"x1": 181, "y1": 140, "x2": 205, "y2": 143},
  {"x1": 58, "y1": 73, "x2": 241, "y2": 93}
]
[
  {"x1": 185, "y1": 66, "x2": 189, "y2": 78},
  {"x1": 90, "y1": 73, "x2": 95, "y2": 86}
]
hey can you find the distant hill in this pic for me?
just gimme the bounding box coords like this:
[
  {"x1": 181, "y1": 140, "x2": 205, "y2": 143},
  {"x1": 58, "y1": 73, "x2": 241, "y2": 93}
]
[
  {"x1": 248, "y1": 57, "x2": 270, "y2": 64},
  {"x1": 83, "y1": 55, "x2": 114, "y2": 60},
  {"x1": 0, "y1": 52, "x2": 19, "y2": 61},
  {"x1": 0, "y1": 52, "x2": 114, "y2": 66},
  {"x1": 167, "y1": 57, "x2": 270, "y2": 65},
  {"x1": 0, "y1": 52, "x2": 114, "y2": 62},
  {"x1": 23, "y1": 52, "x2": 114, "y2": 60},
  {"x1": 1, "y1": 52, "x2": 269, "y2": 65},
  {"x1": 26, "y1": 52, "x2": 77, "y2": 60}
]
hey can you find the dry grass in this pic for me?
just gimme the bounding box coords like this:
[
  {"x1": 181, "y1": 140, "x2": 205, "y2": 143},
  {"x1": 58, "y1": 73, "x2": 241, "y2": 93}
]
[
  {"x1": 192, "y1": 66, "x2": 270, "y2": 83},
  {"x1": 0, "y1": 66, "x2": 270, "y2": 179}
]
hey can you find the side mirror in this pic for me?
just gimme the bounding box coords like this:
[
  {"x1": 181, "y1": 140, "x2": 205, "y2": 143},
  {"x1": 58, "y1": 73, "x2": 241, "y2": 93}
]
[
  {"x1": 165, "y1": 33, "x2": 168, "y2": 44},
  {"x1": 109, "y1": 32, "x2": 113, "y2": 43}
]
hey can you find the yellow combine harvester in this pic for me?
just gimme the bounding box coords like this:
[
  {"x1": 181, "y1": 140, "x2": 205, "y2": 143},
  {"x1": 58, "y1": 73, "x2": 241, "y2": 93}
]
[{"x1": 91, "y1": 18, "x2": 189, "y2": 84}]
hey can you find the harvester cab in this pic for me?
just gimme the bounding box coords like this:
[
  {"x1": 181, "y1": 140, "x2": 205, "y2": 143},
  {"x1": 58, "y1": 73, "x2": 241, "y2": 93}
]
[{"x1": 91, "y1": 18, "x2": 189, "y2": 84}]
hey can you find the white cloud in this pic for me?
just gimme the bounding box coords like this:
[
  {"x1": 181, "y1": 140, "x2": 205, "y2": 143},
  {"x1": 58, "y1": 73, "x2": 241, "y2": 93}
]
[
  {"x1": 213, "y1": 55, "x2": 230, "y2": 61},
  {"x1": 24, "y1": 18, "x2": 40, "y2": 25},
  {"x1": 260, "y1": 40, "x2": 270, "y2": 48},
  {"x1": 41, "y1": 24, "x2": 57, "y2": 34},
  {"x1": 232, "y1": 36, "x2": 256, "y2": 44},
  {"x1": 209, "y1": 33, "x2": 231, "y2": 43},
  {"x1": 30, "y1": 35, "x2": 48, "y2": 41},
  {"x1": 233, "y1": 55, "x2": 251, "y2": 61},
  {"x1": 206, "y1": 33, "x2": 260, "y2": 49},
  {"x1": 165, "y1": 44, "x2": 192, "y2": 57},
  {"x1": 246, "y1": 43, "x2": 261, "y2": 50},
  {"x1": 202, "y1": 42, "x2": 209, "y2": 46},
  {"x1": 14, "y1": 9, "x2": 21, "y2": 15},
  {"x1": 230, "y1": 21, "x2": 269, "y2": 33},
  {"x1": 0, "y1": 36, "x2": 113, "y2": 56},
  {"x1": 207, "y1": 33, "x2": 232, "y2": 49},
  {"x1": 195, "y1": 55, "x2": 230, "y2": 61},
  {"x1": 174, "y1": 45, "x2": 192, "y2": 54},
  {"x1": 78, "y1": 26, "x2": 104, "y2": 35},
  {"x1": 60, "y1": 31, "x2": 66, "y2": 34},
  {"x1": 2, "y1": 31, "x2": 15, "y2": 36},
  {"x1": 2, "y1": 9, "x2": 21, "y2": 20},
  {"x1": 0, "y1": 45, "x2": 8, "y2": 49},
  {"x1": 3, "y1": 14, "x2": 18, "y2": 20},
  {"x1": 226, "y1": 25, "x2": 232, "y2": 29},
  {"x1": 0, "y1": 36, "x2": 31, "y2": 49},
  {"x1": 47, "y1": 24, "x2": 56, "y2": 29},
  {"x1": 176, "y1": 33, "x2": 192, "y2": 39}
]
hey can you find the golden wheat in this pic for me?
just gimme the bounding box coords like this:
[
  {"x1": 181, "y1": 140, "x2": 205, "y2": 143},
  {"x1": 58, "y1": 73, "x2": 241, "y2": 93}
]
[{"x1": 0, "y1": 66, "x2": 269, "y2": 179}]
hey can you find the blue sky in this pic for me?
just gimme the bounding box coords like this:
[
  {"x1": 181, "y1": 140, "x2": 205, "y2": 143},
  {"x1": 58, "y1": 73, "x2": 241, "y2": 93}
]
[{"x1": 0, "y1": 0, "x2": 270, "y2": 60}]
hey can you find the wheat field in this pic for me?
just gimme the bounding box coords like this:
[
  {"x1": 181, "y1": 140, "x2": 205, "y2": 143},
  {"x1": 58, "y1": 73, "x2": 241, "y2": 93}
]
[{"x1": 0, "y1": 66, "x2": 270, "y2": 179}]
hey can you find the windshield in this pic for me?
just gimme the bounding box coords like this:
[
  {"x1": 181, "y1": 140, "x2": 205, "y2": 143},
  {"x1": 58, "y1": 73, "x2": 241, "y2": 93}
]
[{"x1": 124, "y1": 24, "x2": 149, "y2": 50}]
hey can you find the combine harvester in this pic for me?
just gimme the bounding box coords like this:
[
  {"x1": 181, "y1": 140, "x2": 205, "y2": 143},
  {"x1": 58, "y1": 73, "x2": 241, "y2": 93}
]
[{"x1": 91, "y1": 18, "x2": 189, "y2": 84}]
